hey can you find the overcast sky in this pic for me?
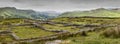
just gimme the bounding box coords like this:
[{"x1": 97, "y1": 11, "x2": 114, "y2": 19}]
[{"x1": 0, "y1": 0, "x2": 120, "y2": 12}]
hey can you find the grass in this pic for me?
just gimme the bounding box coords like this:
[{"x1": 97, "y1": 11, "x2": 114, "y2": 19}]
[
  {"x1": 53, "y1": 24, "x2": 64, "y2": 27},
  {"x1": 59, "y1": 26, "x2": 120, "y2": 44},
  {"x1": 50, "y1": 17, "x2": 120, "y2": 44},
  {"x1": 41, "y1": 24, "x2": 80, "y2": 33},
  {"x1": 0, "y1": 26, "x2": 9, "y2": 31},
  {"x1": 101, "y1": 27, "x2": 120, "y2": 38},
  {"x1": 51, "y1": 17, "x2": 120, "y2": 25},
  {"x1": 0, "y1": 35, "x2": 14, "y2": 42},
  {"x1": 63, "y1": 32, "x2": 120, "y2": 44},
  {"x1": 0, "y1": 18, "x2": 25, "y2": 25},
  {"x1": 1, "y1": 18, "x2": 120, "y2": 44},
  {"x1": 59, "y1": 8, "x2": 120, "y2": 17},
  {"x1": 12, "y1": 26, "x2": 55, "y2": 39}
]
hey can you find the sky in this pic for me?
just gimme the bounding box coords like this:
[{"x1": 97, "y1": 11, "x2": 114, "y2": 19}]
[{"x1": 0, "y1": 0, "x2": 120, "y2": 12}]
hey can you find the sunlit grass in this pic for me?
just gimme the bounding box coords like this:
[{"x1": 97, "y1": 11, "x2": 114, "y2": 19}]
[
  {"x1": 41, "y1": 24, "x2": 80, "y2": 33},
  {"x1": 12, "y1": 26, "x2": 55, "y2": 39}
]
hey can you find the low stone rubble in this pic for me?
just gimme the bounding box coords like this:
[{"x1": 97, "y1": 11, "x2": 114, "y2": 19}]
[{"x1": 0, "y1": 19, "x2": 119, "y2": 43}]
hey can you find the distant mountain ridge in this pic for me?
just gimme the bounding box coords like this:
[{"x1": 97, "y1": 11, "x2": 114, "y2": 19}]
[
  {"x1": 0, "y1": 7, "x2": 60, "y2": 20},
  {"x1": 1, "y1": 7, "x2": 120, "y2": 20},
  {"x1": 59, "y1": 8, "x2": 120, "y2": 17}
]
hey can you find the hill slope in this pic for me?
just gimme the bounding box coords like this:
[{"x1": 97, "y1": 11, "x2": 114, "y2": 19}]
[
  {"x1": 0, "y1": 7, "x2": 59, "y2": 20},
  {"x1": 59, "y1": 8, "x2": 120, "y2": 17},
  {"x1": 1, "y1": 18, "x2": 120, "y2": 43}
]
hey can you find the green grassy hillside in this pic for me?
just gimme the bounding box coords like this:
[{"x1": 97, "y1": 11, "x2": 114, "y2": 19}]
[
  {"x1": 59, "y1": 8, "x2": 120, "y2": 17},
  {"x1": 1, "y1": 17, "x2": 120, "y2": 44},
  {"x1": 0, "y1": 18, "x2": 83, "y2": 43},
  {"x1": 51, "y1": 17, "x2": 120, "y2": 25},
  {"x1": 1, "y1": 12, "x2": 120, "y2": 44},
  {"x1": 0, "y1": 7, "x2": 55, "y2": 20},
  {"x1": 50, "y1": 17, "x2": 120, "y2": 44}
]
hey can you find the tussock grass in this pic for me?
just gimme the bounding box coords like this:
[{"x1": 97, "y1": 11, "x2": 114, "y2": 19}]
[{"x1": 101, "y1": 27, "x2": 120, "y2": 38}]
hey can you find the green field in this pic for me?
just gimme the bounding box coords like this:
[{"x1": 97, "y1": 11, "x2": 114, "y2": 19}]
[
  {"x1": 12, "y1": 26, "x2": 55, "y2": 39},
  {"x1": 48, "y1": 17, "x2": 120, "y2": 44},
  {"x1": 59, "y1": 8, "x2": 120, "y2": 17},
  {"x1": 51, "y1": 17, "x2": 120, "y2": 25},
  {"x1": 1, "y1": 7, "x2": 120, "y2": 44},
  {"x1": 41, "y1": 24, "x2": 80, "y2": 33},
  {"x1": 0, "y1": 17, "x2": 120, "y2": 44}
]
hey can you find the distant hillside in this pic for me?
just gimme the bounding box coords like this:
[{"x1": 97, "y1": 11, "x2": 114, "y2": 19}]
[
  {"x1": 39, "y1": 11, "x2": 61, "y2": 17},
  {"x1": 59, "y1": 8, "x2": 120, "y2": 17},
  {"x1": 0, "y1": 7, "x2": 59, "y2": 20},
  {"x1": 38, "y1": 11, "x2": 61, "y2": 19}
]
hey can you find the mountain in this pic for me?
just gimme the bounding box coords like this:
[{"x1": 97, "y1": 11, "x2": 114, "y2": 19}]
[
  {"x1": 59, "y1": 8, "x2": 120, "y2": 17},
  {"x1": 38, "y1": 11, "x2": 61, "y2": 19},
  {"x1": 39, "y1": 11, "x2": 61, "y2": 17},
  {"x1": 0, "y1": 7, "x2": 59, "y2": 20}
]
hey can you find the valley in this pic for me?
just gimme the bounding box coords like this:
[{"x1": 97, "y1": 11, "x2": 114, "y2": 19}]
[
  {"x1": 0, "y1": 8, "x2": 120, "y2": 44},
  {"x1": 0, "y1": 17, "x2": 120, "y2": 44}
]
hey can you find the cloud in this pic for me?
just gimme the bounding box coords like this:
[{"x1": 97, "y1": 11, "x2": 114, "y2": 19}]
[{"x1": 0, "y1": 0, "x2": 120, "y2": 12}]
